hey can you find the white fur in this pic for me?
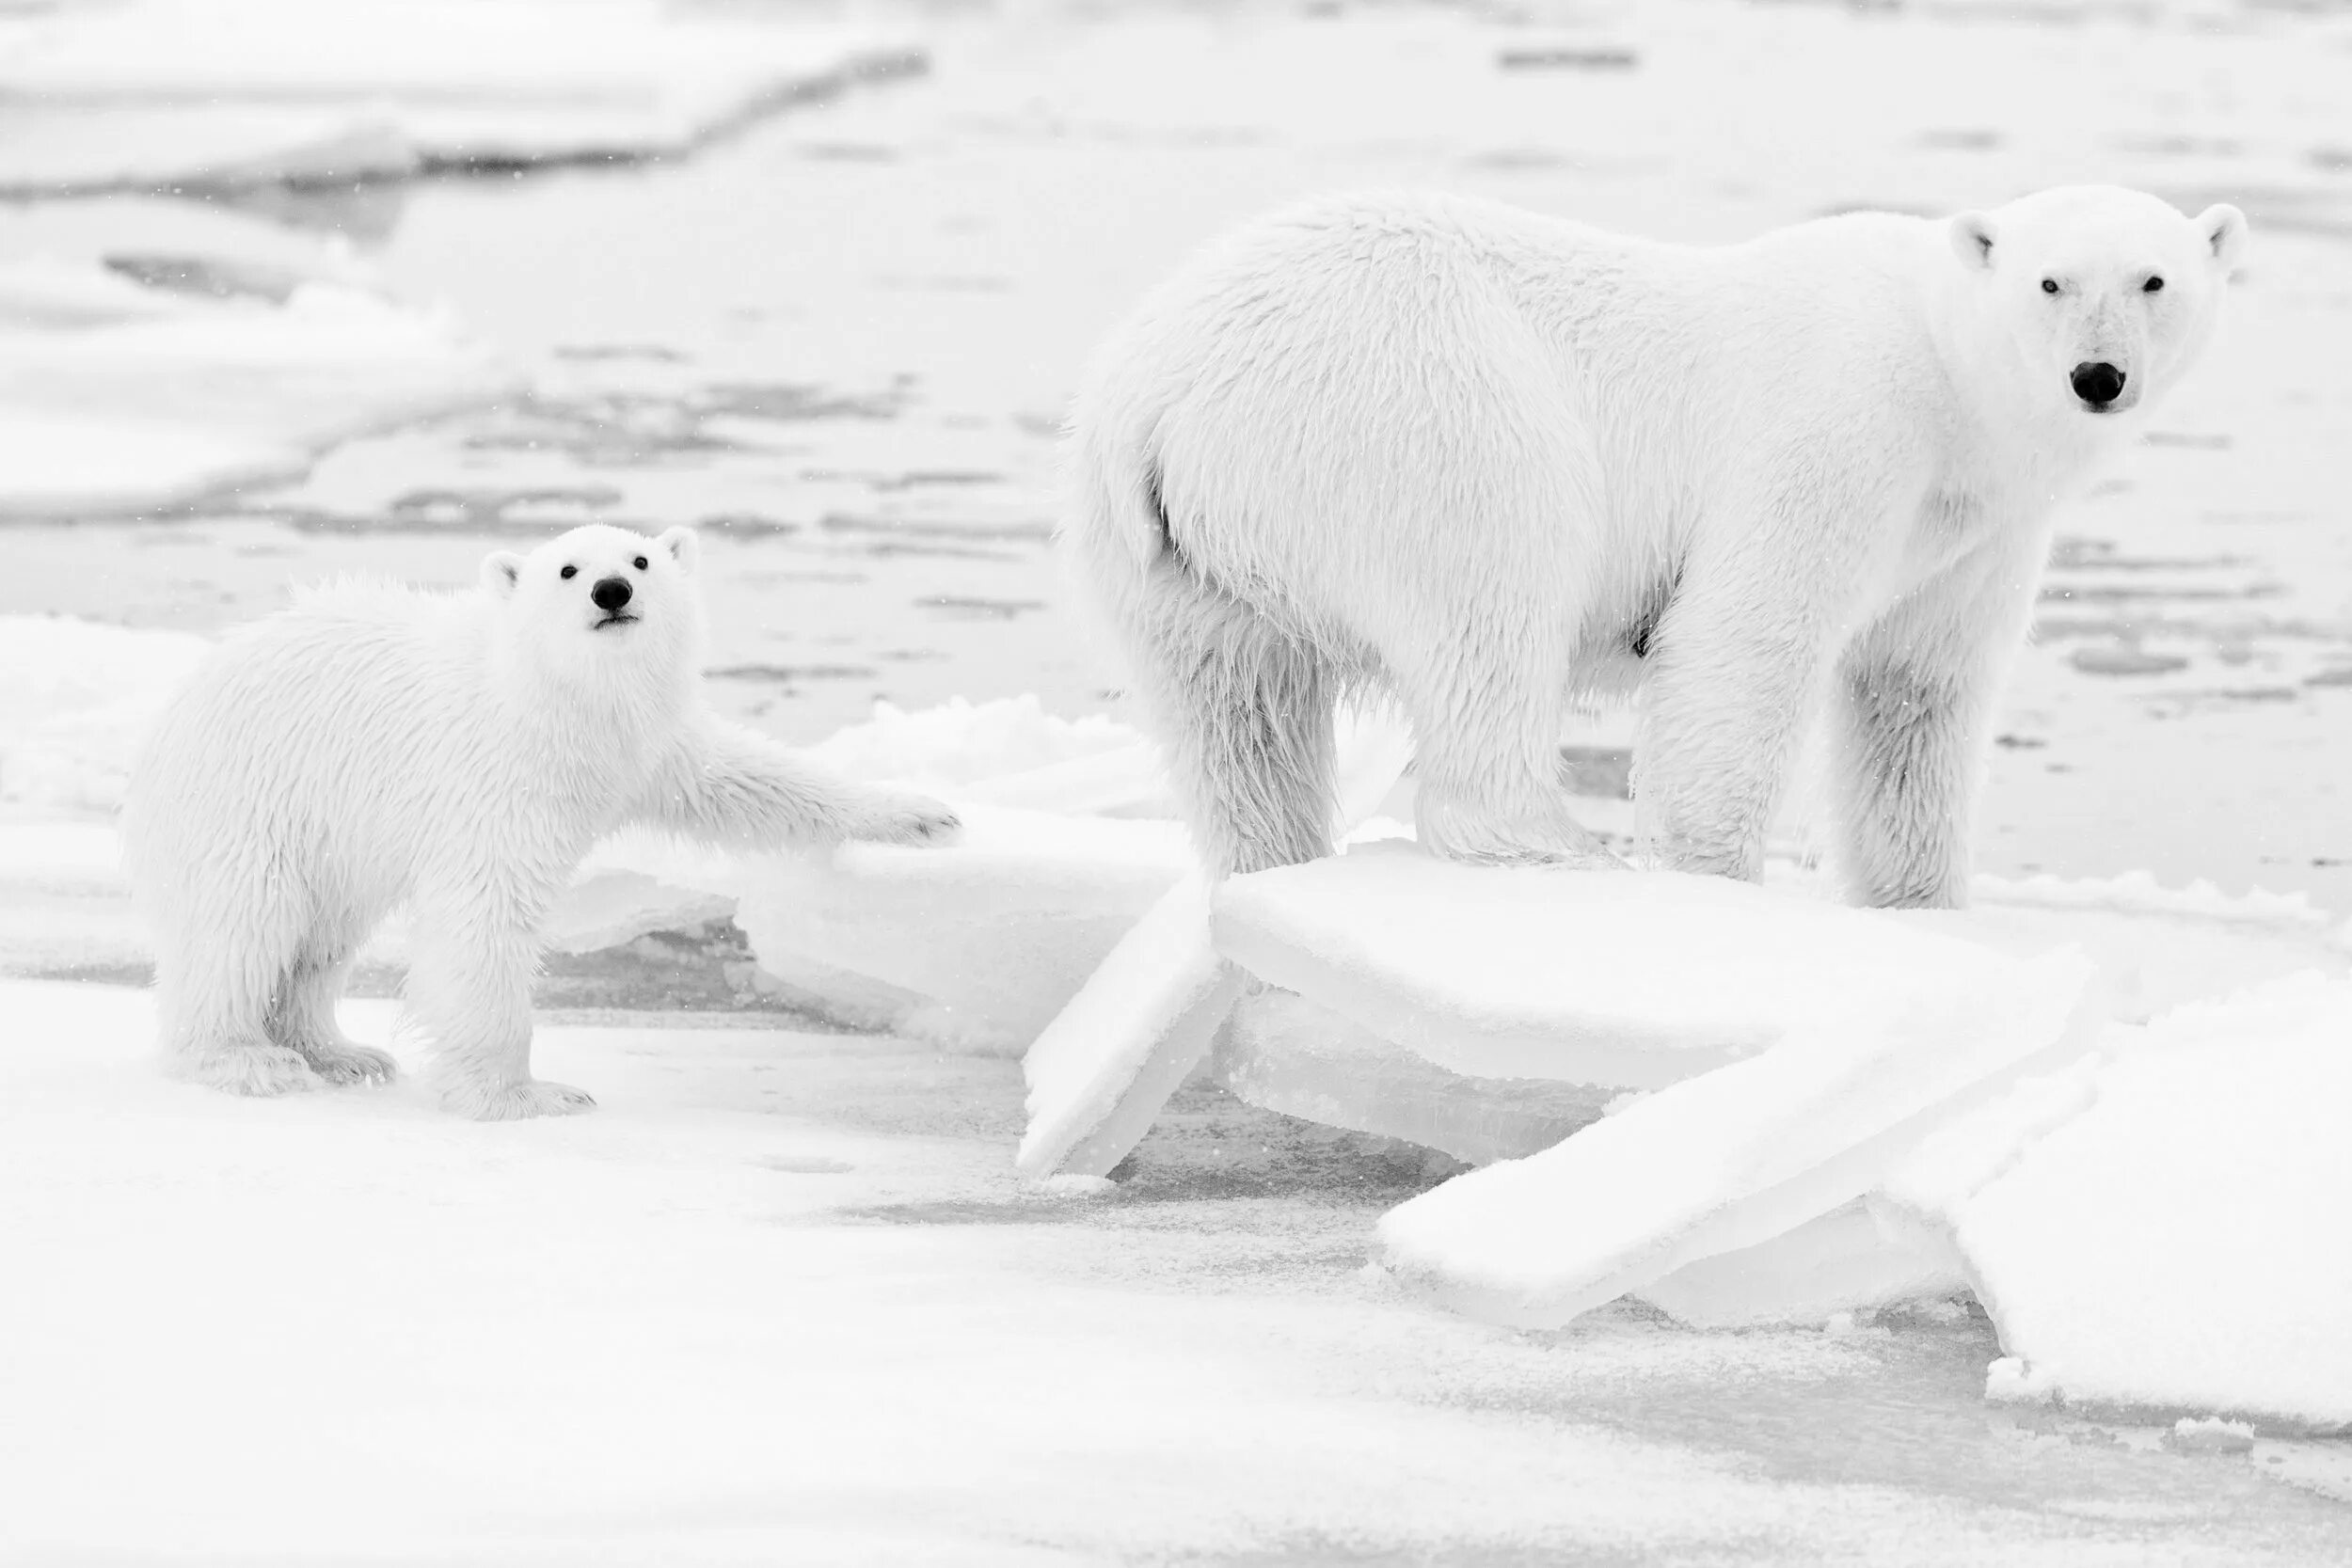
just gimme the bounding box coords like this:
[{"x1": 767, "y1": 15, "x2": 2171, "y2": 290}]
[
  {"x1": 1063, "y1": 184, "x2": 2246, "y2": 907},
  {"x1": 120, "y1": 524, "x2": 957, "y2": 1118}
]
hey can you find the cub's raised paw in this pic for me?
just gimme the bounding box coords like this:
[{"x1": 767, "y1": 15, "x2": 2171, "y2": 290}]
[
  {"x1": 301, "y1": 1041, "x2": 400, "y2": 1087},
  {"x1": 183, "y1": 1040, "x2": 320, "y2": 1099},
  {"x1": 855, "y1": 793, "x2": 961, "y2": 847},
  {"x1": 456, "y1": 1079, "x2": 598, "y2": 1122}
]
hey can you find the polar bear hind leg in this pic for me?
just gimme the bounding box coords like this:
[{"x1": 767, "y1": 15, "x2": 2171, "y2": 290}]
[
  {"x1": 1112, "y1": 553, "x2": 1341, "y2": 877},
  {"x1": 151, "y1": 884, "x2": 321, "y2": 1098}
]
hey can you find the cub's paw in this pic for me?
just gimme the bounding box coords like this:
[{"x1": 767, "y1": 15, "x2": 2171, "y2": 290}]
[
  {"x1": 853, "y1": 793, "x2": 961, "y2": 847},
  {"x1": 183, "y1": 1041, "x2": 320, "y2": 1099},
  {"x1": 301, "y1": 1041, "x2": 400, "y2": 1087},
  {"x1": 457, "y1": 1079, "x2": 598, "y2": 1122}
]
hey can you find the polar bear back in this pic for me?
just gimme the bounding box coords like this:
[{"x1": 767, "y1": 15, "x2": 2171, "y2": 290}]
[
  {"x1": 1073, "y1": 191, "x2": 1955, "y2": 661},
  {"x1": 123, "y1": 584, "x2": 532, "y2": 904}
]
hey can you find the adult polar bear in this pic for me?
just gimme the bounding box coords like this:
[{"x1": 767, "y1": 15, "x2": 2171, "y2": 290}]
[{"x1": 1065, "y1": 185, "x2": 2247, "y2": 906}]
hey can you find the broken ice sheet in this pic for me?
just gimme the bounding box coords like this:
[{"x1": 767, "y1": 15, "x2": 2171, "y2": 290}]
[{"x1": 1212, "y1": 986, "x2": 1612, "y2": 1167}]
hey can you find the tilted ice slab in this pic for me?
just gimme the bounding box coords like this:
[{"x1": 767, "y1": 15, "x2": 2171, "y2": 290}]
[
  {"x1": 0, "y1": 257, "x2": 511, "y2": 518},
  {"x1": 0, "y1": 0, "x2": 922, "y2": 196},
  {"x1": 1890, "y1": 974, "x2": 2352, "y2": 1429},
  {"x1": 1214, "y1": 840, "x2": 2078, "y2": 1089},
  {"x1": 1014, "y1": 705, "x2": 1418, "y2": 1178}
]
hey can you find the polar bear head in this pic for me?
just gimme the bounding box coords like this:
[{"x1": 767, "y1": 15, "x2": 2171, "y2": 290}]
[
  {"x1": 1947, "y1": 185, "x2": 2248, "y2": 421},
  {"x1": 480, "y1": 523, "x2": 707, "y2": 692}
]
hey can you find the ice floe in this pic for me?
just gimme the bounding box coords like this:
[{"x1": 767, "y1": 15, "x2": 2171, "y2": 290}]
[
  {"x1": 0, "y1": 255, "x2": 510, "y2": 517},
  {"x1": 0, "y1": 0, "x2": 922, "y2": 196}
]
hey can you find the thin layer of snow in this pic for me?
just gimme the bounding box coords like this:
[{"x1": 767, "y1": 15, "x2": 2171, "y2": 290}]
[
  {"x1": 0, "y1": 0, "x2": 922, "y2": 195},
  {"x1": 1941, "y1": 974, "x2": 2352, "y2": 1430},
  {"x1": 0, "y1": 257, "x2": 511, "y2": 518}
]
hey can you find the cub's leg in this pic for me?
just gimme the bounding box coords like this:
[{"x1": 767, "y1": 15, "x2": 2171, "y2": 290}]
[
  {"x1": 1833, "y1": 532, "x2": 2040, "y2": 910},
  {"x1": 151, "y1": 883, "x2": 319, "y2": 1098},
  {"x1": 264, "y1": 908, "x2": 398, "y2": 1086},
  {"x1": 404, "y1": 887, "x2": 588, "y2": 1120},
  {"x1": 630, "y1": 720, "x2": 959, "y2": 853}
]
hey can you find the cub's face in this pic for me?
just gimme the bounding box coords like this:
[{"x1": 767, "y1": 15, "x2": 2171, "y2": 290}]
[
  {"x1": 1948, "y1": 186, "x2": 2248, "y2": 421},
  {"x1": 481, "y1": 524, "x2": 704, "y2": 680}
]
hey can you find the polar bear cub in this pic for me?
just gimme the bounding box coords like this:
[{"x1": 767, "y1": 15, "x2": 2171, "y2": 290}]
[
  {"x1": 1064, "y1": 184, "x2": 2248, "y2": 907},
  {"x1": 120, "y1": 524, "x2": 957, "y2": 1118}
]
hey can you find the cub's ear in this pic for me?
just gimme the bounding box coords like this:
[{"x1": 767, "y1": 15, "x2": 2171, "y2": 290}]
[
  {"x1": 2197, "y1": 203, "x2": 2249, "y2": 274},
  {"x1": 658, "y1": 526, "x2": 701, "y2": 576},
  {"x1": 1947, "y1": 212, "x2": 1998, "y2": 272},
  {"x1": 481, "y1": 551, "x2": 525, "y2": 599}
]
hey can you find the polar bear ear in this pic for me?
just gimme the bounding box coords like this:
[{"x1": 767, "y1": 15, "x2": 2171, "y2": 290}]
[
  {"x1": 481, "y1": 551, "x2": 525, "y2": 600},
  {"x1": 2197, "y1": 203, "x2": 2249, "y2": 274},
  {"x1": 658, "y1": 526, "x2": 701, "y2": 577},
  {"x1": 1947, "y1": 212, "x2": 1998, "y2": 272}
]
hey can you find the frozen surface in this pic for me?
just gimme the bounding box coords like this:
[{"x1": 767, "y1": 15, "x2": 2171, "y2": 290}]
[
  {"x1": 0, "y1": 258, "x2": 509, "y2": 517},
  {"x1": 0, "y1": 0, "x2": 920, "y2": 195},
  {"x1": 11, "y1": 974, "x2": 2352, "y2": 1561},
  {"x1": 1944, "y1": 975, "x2": 2352, "y2": 1429},
  {"x1": 1016, "y1": 874, "x2": 1240, "y2": 1178}
]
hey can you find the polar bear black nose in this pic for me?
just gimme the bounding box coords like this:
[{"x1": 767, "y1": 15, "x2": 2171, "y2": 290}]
[
  {"x1": 591, "y1": 577, "x2": 632, "y2": 613},
  {"x1": 2071, "y1": 361, "x2": 2126, "y2": 409}
]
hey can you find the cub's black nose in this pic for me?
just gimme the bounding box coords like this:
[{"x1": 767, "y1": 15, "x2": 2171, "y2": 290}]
[
  {"x1": 2071, "y1": 361, "x2": 2126, "y2": 408},
  {"x1": 591, "y1": 577, "x2": 633, "y2": 613}
]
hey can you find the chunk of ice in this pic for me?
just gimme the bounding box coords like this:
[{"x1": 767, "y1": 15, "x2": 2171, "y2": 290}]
[
  {"x1": 1631, "y1": 1198, "x2": 1967, "y2": 1330},
  {"x1": 1371, "y1": 891, "x2": 2092, "y2": 1327},
  {"x1": 1017, "y1": 875, "x2": 1243, "y2": 1179},
  {"x1": 1216, "y1": 841, "x2": 2066, "y2": 1087},
  {"x1": 1212, "y1": 987, "x2": 1610, "y2": 1166},
  {"x1": 1011, "y1": 703, "x2": 1416, "y2": 1177},
  {"x1": 1942, "y1": 974, "x2": 2352, "y2": 1428}
]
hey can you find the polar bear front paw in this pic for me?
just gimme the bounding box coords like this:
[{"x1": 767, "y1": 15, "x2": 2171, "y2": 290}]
[
  {"x1": 301, "y1": 1041, "x2": 400, "y2": 1086},
  {"x1": 459, "y1": 1079, "x2": 599, "y2": 1121},
  {"x1": 183, "y1": 1040, "x2": 321, "y2": 1098},
  {"x1": 852, "y1": 792, "x2": 961, "y2": 847}
]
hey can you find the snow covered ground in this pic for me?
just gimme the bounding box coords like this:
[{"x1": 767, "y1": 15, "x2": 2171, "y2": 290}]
[{"x1": 8, "y1": 0, "x2": 2352, "y2": 1556}]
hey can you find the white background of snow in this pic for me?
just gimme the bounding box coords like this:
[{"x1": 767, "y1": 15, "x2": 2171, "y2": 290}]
[{"x1": 23, "y1": 974, "x2": 2314, "y2": 1566}]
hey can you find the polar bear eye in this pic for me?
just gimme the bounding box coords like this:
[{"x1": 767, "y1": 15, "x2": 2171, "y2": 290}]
[
  {"x1": 2040, "y1": 278, "x2": 2060, "y2": 295},
  {"x1": 632, "y1": 555, "x2": 648, "y2": 571},
  {"x1": 2143, "y1": 276, "x2": 2165, "y2": 293},
  {"x1": 560, "y1": 565, "x2": 578, "y2": 579}
]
